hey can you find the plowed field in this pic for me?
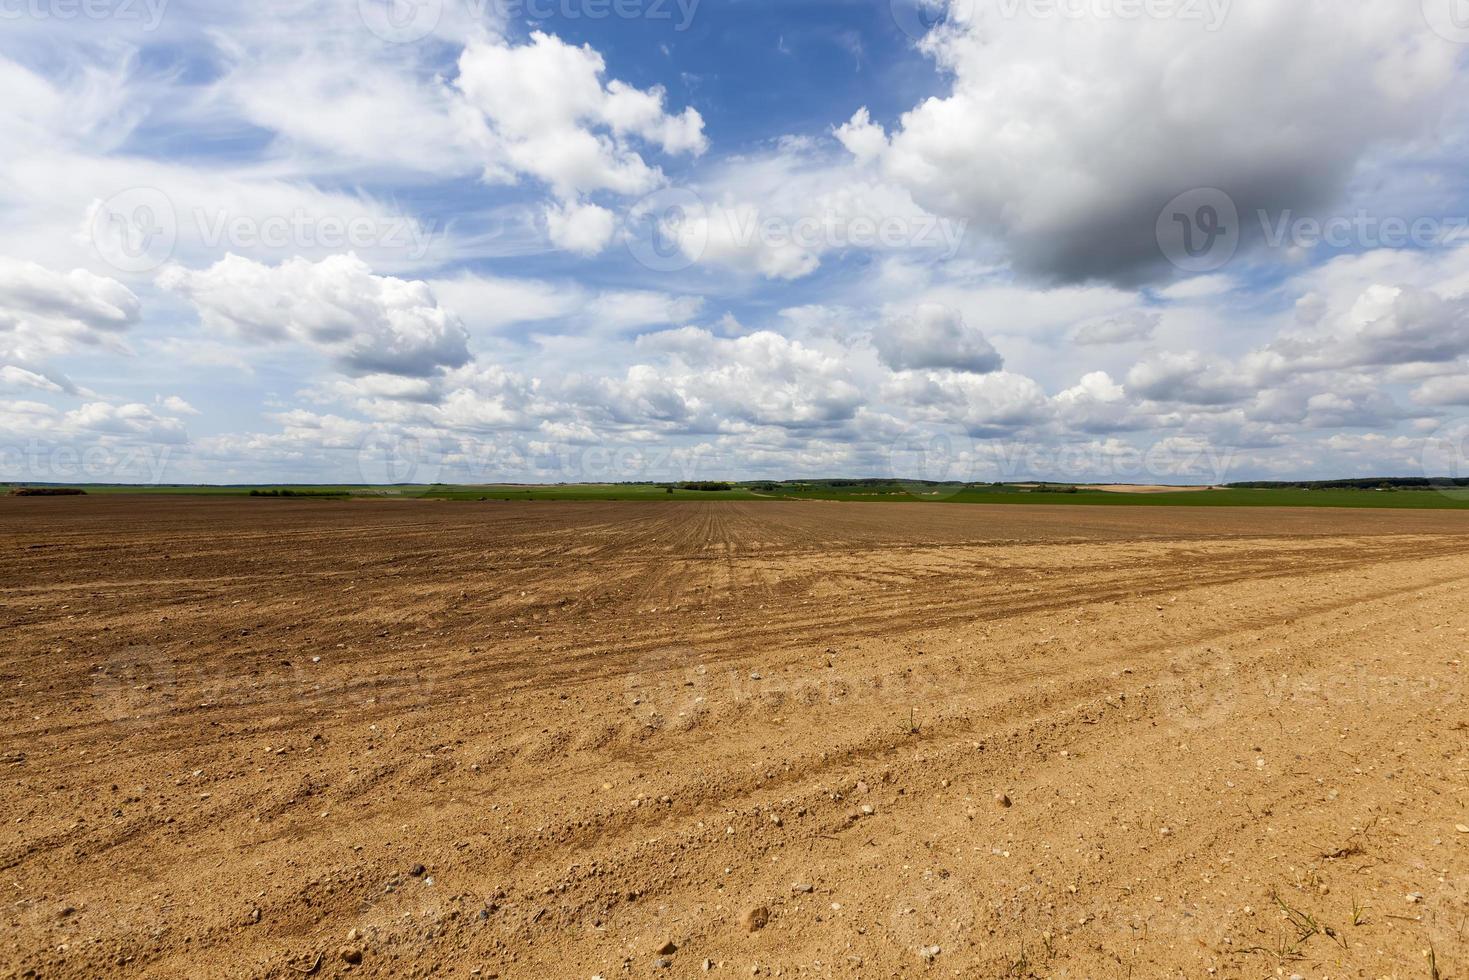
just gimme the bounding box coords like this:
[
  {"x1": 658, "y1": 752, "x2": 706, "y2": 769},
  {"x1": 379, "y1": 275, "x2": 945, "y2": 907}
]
[{"x1": 2, "y1": 497, "x2": 1467, "y2": 978}]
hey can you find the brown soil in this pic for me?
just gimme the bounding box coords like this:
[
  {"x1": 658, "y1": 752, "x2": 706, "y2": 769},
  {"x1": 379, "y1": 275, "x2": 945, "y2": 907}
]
[{"x1": 2, "y1": 496, "x2": 1467, "y2": 978}]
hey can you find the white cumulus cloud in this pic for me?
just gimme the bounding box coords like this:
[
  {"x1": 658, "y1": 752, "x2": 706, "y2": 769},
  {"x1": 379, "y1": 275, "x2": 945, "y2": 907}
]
[
  {"x1": 874, "y1": 303, "x2": 1003, "y2": 373},
  {"x1": 159, "y1": 253, "x2": 470, "y2": 378},
  {"x1": 850, "y1": 1, "x2": 1460, "y2": 283},
  {"x1": 455, "y1": 31, "x2": 706, "y2": 201}
]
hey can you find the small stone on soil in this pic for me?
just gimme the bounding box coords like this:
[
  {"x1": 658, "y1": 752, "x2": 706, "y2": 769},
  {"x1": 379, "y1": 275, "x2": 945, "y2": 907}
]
[{"x1": 742, "y1": 906, "x2": 770, "y2": 932}]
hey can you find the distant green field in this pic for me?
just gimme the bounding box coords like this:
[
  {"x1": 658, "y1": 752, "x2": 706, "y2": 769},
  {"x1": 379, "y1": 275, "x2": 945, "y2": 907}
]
[
  {"x1": 8, "y1": 481, "x2": 1469, "y2": 508},
  {"x1": 947, "y1": 487, "x2": 1469, "y2": 508},
  {"x1": 43, "y1": 484, "x2": 367, "y2": 497},
  {"x1": 420, "y1": 484, "x2": 767, "y2": 502},
  {"x1": 760, "y1": 485, "x2": 1469, "y2": 509},
  {"x1": 5, "y1": 482, "x2": 767, "y2": 502}
]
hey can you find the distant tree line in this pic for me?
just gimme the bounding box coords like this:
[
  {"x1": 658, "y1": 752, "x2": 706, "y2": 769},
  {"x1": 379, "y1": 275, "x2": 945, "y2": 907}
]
[
  {"x1": 247, "y1": 488, "x2": 347, "y2": 498},
  {"x1": 1226, "y1": 477, "x2": 1469, "y2": 490}
]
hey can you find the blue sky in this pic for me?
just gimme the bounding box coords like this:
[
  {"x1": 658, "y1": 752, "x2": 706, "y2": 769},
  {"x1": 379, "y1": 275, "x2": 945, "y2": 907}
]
[{"x1": 3, "y1": 0, "x2": 1469, "y2": 486}]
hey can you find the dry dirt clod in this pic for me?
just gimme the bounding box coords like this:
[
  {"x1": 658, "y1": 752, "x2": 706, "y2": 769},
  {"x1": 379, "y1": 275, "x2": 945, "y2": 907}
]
[
  {"x1": 995, "y1": 792, "x2": 1012, "y2": 808},
  {"x1": 656, "y1": 940, "x2": 677, "y2": 956},
  {"x1": 339, "y1": 945, "x2": 364, "y2": 965}
]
